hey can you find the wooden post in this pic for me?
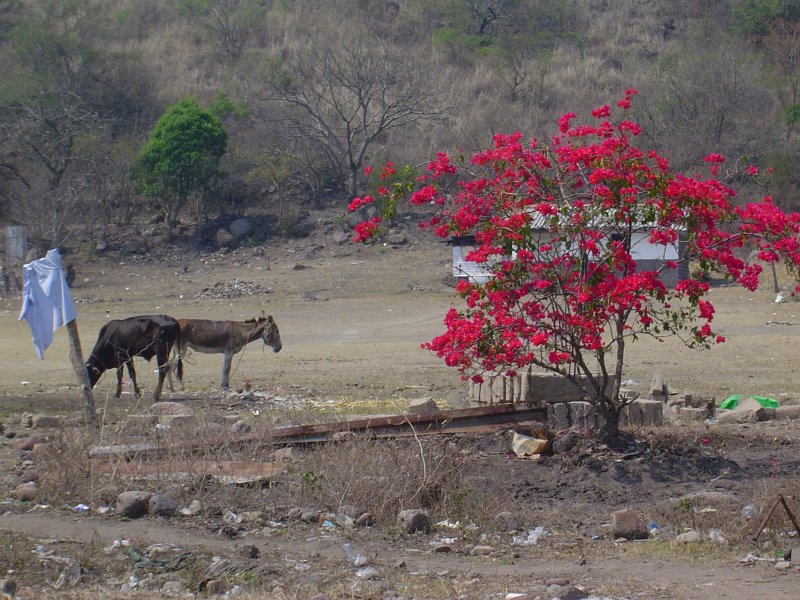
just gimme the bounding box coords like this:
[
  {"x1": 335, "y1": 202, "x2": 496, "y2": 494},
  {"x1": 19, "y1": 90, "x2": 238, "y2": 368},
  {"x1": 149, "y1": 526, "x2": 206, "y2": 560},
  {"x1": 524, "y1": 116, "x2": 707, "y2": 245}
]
[{"x1": 66, "y1": 319, "x2": 96, "y2": 424}]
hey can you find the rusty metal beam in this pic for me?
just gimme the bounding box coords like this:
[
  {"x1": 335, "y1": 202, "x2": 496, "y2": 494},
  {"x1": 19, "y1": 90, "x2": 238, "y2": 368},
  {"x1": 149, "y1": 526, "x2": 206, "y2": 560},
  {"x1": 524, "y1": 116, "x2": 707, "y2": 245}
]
[{"x1": 89, "y1": 403, "x2": 547, "y2": 459}]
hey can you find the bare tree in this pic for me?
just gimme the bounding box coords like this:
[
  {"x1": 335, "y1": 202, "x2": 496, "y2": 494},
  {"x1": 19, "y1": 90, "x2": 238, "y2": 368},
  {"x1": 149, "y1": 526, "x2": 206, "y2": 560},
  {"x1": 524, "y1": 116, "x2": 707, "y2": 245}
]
[
  {"x1": 182, "y1": 0, "x2": 263, "y2": 62},
  {"x1": 1, "y1": 100, "x2": 103, "y2": 249},
  {"x1": 472, "y1": 0, "x2": 516, "y2": 35},
  {"x1": 261, "y1": 34, "x2": 449, "y2": 198}
]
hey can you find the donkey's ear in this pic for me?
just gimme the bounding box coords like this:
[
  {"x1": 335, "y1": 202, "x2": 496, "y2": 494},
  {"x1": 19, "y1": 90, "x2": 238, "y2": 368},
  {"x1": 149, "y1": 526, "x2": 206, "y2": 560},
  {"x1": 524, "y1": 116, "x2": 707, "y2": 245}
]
[
  {"x1": 261, "y1": 309, "x2": 266, "y2": 318},
  {"x1": 267, "y1": 315, "x2": 274, "y2": 324}
]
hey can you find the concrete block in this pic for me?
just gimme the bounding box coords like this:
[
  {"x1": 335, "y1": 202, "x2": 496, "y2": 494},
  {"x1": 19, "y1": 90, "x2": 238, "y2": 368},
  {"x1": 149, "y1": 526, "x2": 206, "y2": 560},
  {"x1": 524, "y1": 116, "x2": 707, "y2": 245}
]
[
  {"x1": 548, "y1": 403, "x2": 570, "y2": 430},
  {"x1": 622, "y1": 399, "x2": 663, "y2": 427},
  {"x1": 569, "y1": 401, "x2": 596, "y2": 428}
]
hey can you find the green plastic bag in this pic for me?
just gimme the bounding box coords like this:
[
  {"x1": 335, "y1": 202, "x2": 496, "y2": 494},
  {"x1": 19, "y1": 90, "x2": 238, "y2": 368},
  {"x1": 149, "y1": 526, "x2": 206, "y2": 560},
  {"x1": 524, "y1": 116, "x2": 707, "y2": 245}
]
[{"x1": 719, "y1": 394, "x2": 778, "y2": 410}]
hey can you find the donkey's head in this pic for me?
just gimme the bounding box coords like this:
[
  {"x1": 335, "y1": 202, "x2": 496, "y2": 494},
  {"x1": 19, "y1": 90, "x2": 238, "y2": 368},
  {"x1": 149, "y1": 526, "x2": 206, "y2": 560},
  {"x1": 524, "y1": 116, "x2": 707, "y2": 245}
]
[{"x1": 259, "y1": 314, "x2": 282, "y2": 353}]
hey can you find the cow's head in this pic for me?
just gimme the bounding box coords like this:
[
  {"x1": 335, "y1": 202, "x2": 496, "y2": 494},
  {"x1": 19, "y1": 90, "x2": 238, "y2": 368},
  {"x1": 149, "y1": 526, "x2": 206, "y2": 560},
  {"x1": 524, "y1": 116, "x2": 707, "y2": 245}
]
[
  {"x1": 260, "y1": 315, "x2": 282, "y2": 353},
  {"x1": 86, "y1": 358, "x2": 104, "y2": 388}
]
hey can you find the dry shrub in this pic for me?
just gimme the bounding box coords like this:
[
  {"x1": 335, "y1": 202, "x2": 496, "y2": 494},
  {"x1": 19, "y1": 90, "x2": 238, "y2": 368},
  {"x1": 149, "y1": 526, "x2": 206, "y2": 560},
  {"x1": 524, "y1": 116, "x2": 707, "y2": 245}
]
[
  {"x1": 35, "y1": 428, "x2": 95, "y2": 505},
  {"x1": 288, "y1": 434, "x2": 468, "y2": 526}
]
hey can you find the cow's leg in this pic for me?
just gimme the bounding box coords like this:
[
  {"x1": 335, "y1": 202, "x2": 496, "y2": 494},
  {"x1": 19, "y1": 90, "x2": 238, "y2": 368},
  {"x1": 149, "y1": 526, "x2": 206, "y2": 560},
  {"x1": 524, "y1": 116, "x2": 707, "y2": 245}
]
[
  {"x1": 115, "y1": 366, "x2": 124, "y2": 398},
  {"x1": 220, "y1": 351, "x2": 233, "y2": 389},
  {"x1": 126, "y1": 360, "x2": 141, "y2": 399},
  {"x1": 153, "y1": 350, "x2": 168, "y2": 401}
]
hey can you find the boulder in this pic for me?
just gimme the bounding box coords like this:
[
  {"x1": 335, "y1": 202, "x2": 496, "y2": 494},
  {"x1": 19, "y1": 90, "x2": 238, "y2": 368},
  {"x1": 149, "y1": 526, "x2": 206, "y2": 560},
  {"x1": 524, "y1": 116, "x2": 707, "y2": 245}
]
[
  {"x1": 11, "y1": 482, "x2": 38, "y2": 502},
  {"x1": 611, "y1": 508, "x2": 648, "y2": 540},
  {"x1": 116, "y1": 491, "x2": 152, "y2": 519},
  {"x1": 407, "y1": 397, "x2": 439, "y2": 414},
  {"x1": 674, "y1": 530, "x2": 701, "y2": 543},
  {"x1": 397, "y1": 509, "x2": 432, "y2": 534},
  {"x1": 229, "y1": 218, "x2": 254, "y2": 239},
  {"x1": 149, "y1": 494, "x2": 177, "y2": 518},
  {"x1": 215, "y1": 228, "x2": 235, "y2": 248}
]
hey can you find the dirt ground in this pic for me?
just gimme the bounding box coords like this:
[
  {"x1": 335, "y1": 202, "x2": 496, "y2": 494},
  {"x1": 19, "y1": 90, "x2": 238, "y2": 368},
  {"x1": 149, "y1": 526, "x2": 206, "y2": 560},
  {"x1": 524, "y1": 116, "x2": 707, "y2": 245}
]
[{"x1": 1, "y1": 211, "x2": 800, "y2": 599}]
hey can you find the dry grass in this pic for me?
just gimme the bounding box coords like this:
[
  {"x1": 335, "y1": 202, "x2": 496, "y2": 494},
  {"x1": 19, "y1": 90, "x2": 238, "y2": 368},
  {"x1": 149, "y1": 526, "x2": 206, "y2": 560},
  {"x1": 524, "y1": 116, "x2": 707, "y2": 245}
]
[{"x1": 32, "y1": 400, "x2": 478, "y2": 530}]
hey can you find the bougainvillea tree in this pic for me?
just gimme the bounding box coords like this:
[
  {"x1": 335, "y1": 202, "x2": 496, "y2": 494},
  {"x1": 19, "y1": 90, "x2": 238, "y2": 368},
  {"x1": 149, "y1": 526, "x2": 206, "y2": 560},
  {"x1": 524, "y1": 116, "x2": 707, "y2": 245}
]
[{"x1": 350, "y1": 89, "x2": 800, "y2": 437}]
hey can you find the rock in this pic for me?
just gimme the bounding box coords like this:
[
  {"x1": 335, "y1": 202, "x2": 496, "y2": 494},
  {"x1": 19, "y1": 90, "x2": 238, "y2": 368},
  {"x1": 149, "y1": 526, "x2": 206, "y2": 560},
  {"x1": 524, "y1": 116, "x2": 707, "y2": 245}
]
[
  {"x1": 301, "y1": 509, "x2": 321, "y2": 523},
  {"x1": 495, "y1": 511, "x2": 522, "y2": 531},
  {"x1": 355, "y1": 512, "x2": 375, "y2": 527},
  {"x1": 387, "y1": 233, "x2": 407, "y2": 245},
  {"x1": 546, "y1": 584, "x2": 583, "y2": 600},
  {"x1": 775, "y1": 560, "x2": 793, "y2": 570},
  {"x1": 15, "y1": 469, "x2": 39, "y2": 485},
  {"x1": 332, "y1": 231, "x2": 349, "y2": 245},
  {"x1": 407, "y1": 397, "x2": 439, "y2": 413},
  {"x1": 215, "y1": 228, "x2": 235, "y2": 248},
  {"x1": 286, "y1": 507, "x2": 303, "y2": 520},
  {"x1": 397, "y1": 509, "x2": 432, "y2": 534},
  {"x1": 161, "y1": 580, "x2": 184, "y2": 595},
  {"x1": 229, "y1": 218, "x2": 254, "y2": 239},
  {"x1": 149, "y1": 494, "x2": 177, "y2": 518},
  {"x1": 716, "y1": 408, "x2": 762, "y2": 424},
  {"x1": 611, "y1": 508, "x2": 648, "y2": 540},
  {"x1": 116, "y1": 491, "x2": 152, "y2": 519},
  {"x1": 335, "y1": 513, "x2": 355, "y2": 529},
  {"x1": 674, "y1": 530, "x2": 701, "y2": 543},
  {"x1": 11, "y1": 481, "x2": 38, "y2": 502},
  {"x1": 18, "y1": 435, "x2": 44, "y2": 451},
  {"x1": 31, "y1": 415, "x2": 62, "y2": 429},
  {"x1": 545, "y1": 578, "x2": 570, "y2": 586},
  {"x1": 123, "y1": 238, "x2": 148, "y2": 254},
  {"x1": 552, "y1": 431, "x2": 579, "y2": 454},
  {"x1": 469, "y1": 545, "x2": 494, "y2": 556},
  {"x1": 205, "y1": 578, "x2": 229, "y2": 595}
]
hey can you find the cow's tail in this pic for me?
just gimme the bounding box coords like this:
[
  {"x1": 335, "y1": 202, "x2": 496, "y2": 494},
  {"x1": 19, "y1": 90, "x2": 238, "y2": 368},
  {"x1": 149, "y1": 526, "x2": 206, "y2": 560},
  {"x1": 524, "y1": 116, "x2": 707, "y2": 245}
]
[{"x1": 175, "y1": 326, "x2": 183, "y2": 381}]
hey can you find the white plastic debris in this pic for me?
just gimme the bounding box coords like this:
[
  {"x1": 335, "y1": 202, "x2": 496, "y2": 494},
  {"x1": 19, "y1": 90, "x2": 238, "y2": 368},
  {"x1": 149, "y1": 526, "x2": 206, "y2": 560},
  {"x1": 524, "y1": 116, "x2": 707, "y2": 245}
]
[
  {"x1": 513, "y1": 526, "x2": 545, "y2": 546},
  {"x1": 223, "y1": 511, "x2": 242, "y2": 524}
]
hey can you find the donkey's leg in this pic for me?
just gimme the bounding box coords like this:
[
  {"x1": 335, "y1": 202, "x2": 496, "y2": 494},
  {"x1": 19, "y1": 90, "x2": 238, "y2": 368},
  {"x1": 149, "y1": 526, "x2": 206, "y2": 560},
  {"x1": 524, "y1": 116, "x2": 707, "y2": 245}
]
[
  {"x1": 220, "y1": 352, "x2": 233, "y2": 389},
  {"x1": 153, "y1": 350, "x2": 168, "y2": 401}
]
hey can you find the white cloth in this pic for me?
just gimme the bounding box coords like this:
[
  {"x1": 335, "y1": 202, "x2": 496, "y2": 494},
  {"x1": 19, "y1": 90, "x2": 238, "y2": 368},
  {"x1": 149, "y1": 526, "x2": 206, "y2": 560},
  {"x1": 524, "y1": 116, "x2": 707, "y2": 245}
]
[{"x1": 18, "y1": 248, "x2": 77, "y2": 359}]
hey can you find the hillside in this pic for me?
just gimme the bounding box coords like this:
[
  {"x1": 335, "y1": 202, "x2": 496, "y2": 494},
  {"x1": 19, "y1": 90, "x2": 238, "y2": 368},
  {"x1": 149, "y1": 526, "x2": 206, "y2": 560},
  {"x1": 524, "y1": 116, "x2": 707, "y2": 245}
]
[{"x1": 1, "y1": 0, "x2": 800, "y2": 257}]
